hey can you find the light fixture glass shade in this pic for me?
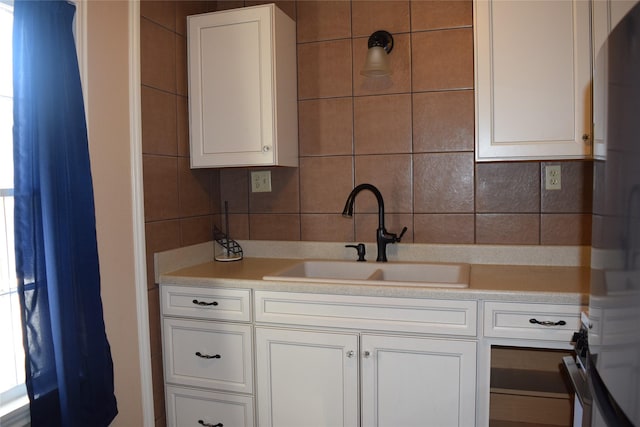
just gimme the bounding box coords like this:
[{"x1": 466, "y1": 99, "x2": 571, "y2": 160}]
[{"x1": 360, "y1": 46, "x2": 392, "y2": 77}]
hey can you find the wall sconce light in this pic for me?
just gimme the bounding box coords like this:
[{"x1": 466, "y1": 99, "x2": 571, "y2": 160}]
[{"x1": 361, "y1": 30, "x2": 394, "y2": 77}]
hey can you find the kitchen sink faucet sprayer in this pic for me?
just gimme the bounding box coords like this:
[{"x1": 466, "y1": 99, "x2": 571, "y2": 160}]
[{"x1": 342, "y1": 183, "x2": 407, "y2": 262}]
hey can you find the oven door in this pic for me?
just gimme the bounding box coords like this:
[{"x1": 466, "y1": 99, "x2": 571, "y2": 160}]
[{"x1": 562, "y1": 355, "x2": 592, "y2": 427}]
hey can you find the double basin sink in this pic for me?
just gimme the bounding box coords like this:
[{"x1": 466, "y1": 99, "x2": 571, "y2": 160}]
[{"x1": 263, "y1": 260, "x2": 469, "y2": 289}]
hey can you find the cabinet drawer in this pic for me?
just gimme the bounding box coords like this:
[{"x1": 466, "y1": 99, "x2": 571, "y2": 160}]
[
  {"x1": 484, "y1": 301, "x2": 583, "y2": 341},
  {"x1": 166, "y1": 385, "x2": 254, "y2": 427},
  {"x1": 255, "y1": 291, "x2": 477, "y2": 336},
  {"x1": 161, "y1": 285, "x2": 251, "y2": 322},
  {"x1": 163, "y1": 318, "x2": 253, "y2": 393}
]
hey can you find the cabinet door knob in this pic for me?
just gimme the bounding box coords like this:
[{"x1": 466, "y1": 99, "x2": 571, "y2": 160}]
[
  {"x1": 262, "y1": 145, "x2": 271, "y2": 152},
  {"x1": 346, "y1": 350, "x2": 355, "y2": 358},
  {"x1": 582, "y1": 133, "x2": 589, "y2": 142},
  {"x1": 363, "y1": 350, "x2": 371, "y2": 358}
]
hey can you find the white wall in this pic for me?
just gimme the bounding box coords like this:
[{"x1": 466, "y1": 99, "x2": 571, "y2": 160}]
[{"x1": 84, "y1": 1, "x2": 148, "y2": 425}]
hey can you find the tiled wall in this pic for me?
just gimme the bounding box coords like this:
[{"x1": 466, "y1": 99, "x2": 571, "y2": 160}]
[
  {"x1": 140, "y1": 1, "x2": 592, "y2": 425},
  {"x1": 140, "y1": 2, "x2": 218, "y2": 426},
  {"x1": 219, "y1": 0, "x2": 593, "y2": 246}
]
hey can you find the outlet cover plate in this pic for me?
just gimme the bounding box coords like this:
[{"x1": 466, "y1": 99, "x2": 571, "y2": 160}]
[
  {"x1": 251, "y1": 170, "x2": 272, "y2": 192},
  {"x1": 545, "y1": 165, "x2": 561, "y2": 190}
]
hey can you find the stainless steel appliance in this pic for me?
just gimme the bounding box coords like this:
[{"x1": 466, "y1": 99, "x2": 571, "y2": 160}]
[{"x1": 565, "y1": 3, "x2": 640, "y2": 426}]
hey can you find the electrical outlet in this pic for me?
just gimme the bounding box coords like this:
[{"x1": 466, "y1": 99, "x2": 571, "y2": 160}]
[
  {"x1": 545, "y1": 165, "x2": 561, "y2": 190},
  {"x1": 251, "y1": 170, "x2": 272, "y2": 193}
]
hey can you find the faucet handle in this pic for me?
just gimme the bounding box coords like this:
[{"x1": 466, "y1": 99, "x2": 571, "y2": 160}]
[
  {"x1": 346, "y1": 243, "x2": 366, "y2": 262},
  {"x1": 396, "y1": 226, "x2": 408, "y2": 242}
]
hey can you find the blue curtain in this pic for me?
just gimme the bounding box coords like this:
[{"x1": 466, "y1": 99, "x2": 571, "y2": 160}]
[{"x1": 12, "y1": 1, "x2": 118, "y2": 426}]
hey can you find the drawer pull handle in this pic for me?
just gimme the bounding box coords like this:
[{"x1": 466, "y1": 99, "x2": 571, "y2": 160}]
[
  {"x1": 195, "y1": 352, "x2": 221, "y2": 359},
  {"x1": 198, "y1": 420, "x2": 223, "y2": 427},
  {"x1": 529, "y1": 318, "x2": 567, "y2": 326},
  {"x1": 192, "y1": 299, "x2": 218, "y2": 306}
]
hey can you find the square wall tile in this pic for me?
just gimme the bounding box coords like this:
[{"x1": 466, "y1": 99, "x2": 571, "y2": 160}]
[
  {"x1": 297, "y1": 1, "x2": 351, "y2": 43},
  {"x1": 354, "y1": 94, "x2": 412, "y2": 155},
  {"x1": 145, "y1": 220, "x2": 180, "y2": 288},
  {"x1": 177, "y1": 95, "x2": 190, "y2": 157},
  {"x1": 301, "y1": 214, "x2": 355, "y2": 242},
  {"x1": 141, "y1": 18, "x2": 176, "y2": 93},
  {"x1": 141, "y1": 1, "x2": 176, "y2": 31},
  {"x1": 143, "y1": 155, "x2": 180, "y2": 222},
  {"x1": 476, "y1": 162, "x2": 540, "y2": 213},
  {"x1": 355, "y1": 213, "x2": 413, "y2": 244},
  {"x1": 541, "y1": 161, "x2": 593, "y2": 213},
  {"x1": 541, "y1": 214, "x2": 592, "y2": 245},
  {"x1": 354, "y1": 154, "x2": 413, "y2": 213},
  {"x1": 299, "y1": 98, "x2": 353, "y2": 156},
  {"x1": 226, "y1": 214, "x2": 250, "y2": 240},
  {"x1": 412, "y1": 28, "x2": 473, "y2": 92},
  {"x1": 178, "y1": 158, "x2": 213, "y2": 217},
  {"x1": 411, "y1": 0, "x2": 472, "y2": 31},
  {"x1": 176, "y1": 1, "x2": 217, "y2": 36},
  {"x1": 414, "y1": 153, "x2": 474, "y2": 213},
  {"x1": 215, "y1": 1, "x2": 246, "y2": 11},
  {"x1": 352, "y1": 1, "x2": 410, "y2": 37},
  {"x1": 249, "y1": 167, "x2": 300, "y2": 213},
  {"x1": 353, "y1": 33, "x2": 411, "y2": 96},
  {"x1": 476, "y1": 214, "x2": 540, "y2": 245},
  {"x1": 246, "y1": 1, "x2": 297, "y2": 20},
  {"x1": 298, "y1": 39, "x2": 353, "y2": 99},
  {"x1": 414, "y1": 214, "x2": 475, "y2": 244},
  {"x1": 220, "y1": 168, "x2": 249, "y2": 213},
  {"x1": 176, "y1": 35, "x2": 188, "y2": 97},
  {"x1": 142, "y1": 86, "x2": 177, "y2": 156},
  {"x1": 147, "y1": 286, "x2": 161, "y2": 357},
  {"x1": 413, "y1": 90, "x2": 474, "y2": 153},
  {"x1": 180, "y1": 215, "x2": 214, "y2": 246},
  {"x1": 249, "y1": 214, "x2": 301, "y2": 240},
  {"x1": 300, "y1": 156, "x2": 354, "y2": 214}
]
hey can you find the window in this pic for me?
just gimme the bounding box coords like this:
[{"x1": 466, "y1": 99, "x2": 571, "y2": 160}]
[{"x1": 0, "y1": 1, "x2": 27, "y2": 423}]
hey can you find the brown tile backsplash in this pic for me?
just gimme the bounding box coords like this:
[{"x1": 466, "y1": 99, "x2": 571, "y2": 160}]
[
  {"x1": 354, "y1": 154, "x2": 413, "y2": 214},
  {"x1": 476, "y1": 162, "x2": 540, "y2": 213},
  {"x1": 141, "y1": 1, "x2": 594, "y2": 422},
  {"x1": 352, "y1": 1, "x2": 410, "y2": 38},
  {"x1": 414, "y1": 152, "x2": 474, "y2": 213},
  {"x1": 410, "y1": 0, "x2": 473, "y2": 31},
  {"x1": 297, "y1": 0, "x2": 351, "y2": 43},
  {"x1": 142, "y1": 0, "x2": 594, "y2": 251},
  {"x1": 299, "y1": 97, "x2": 353, "y2": 157},
  {"x1": 412, "y1": 90, "x2": 474, "y2": 153},
  {"x1": 354, "y1": 94, "x2": 412, "y2": 155},
  {"x1": 298, "y1": 39, "x2": 353, "y2": 99},
  {"x1": 412, "y1": 28, "x2": 474, "y2": 92}
]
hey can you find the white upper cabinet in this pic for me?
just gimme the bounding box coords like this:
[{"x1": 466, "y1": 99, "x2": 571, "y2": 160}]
[
  {"x1": 187, "y1": 4, "x2": 298, "y2": 168},
  {"x1": 474, "y1": 0, "x2": 592, "y2": 161}
]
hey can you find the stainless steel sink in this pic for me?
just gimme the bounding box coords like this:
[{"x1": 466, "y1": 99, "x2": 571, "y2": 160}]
[{"x1": 263, "y1": 260, "x2": 470, "y2": 288}]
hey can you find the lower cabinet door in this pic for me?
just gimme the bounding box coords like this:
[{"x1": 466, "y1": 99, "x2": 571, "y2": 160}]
[
  {"x1": 165, "y1": 385, "x2": 254, "y2": 427},
  {"x1": 255, "y1": 327, "x2": 359, "y2": 427},
  {"x1": 361, "y1": 334, "x2": 477, "y2": 427}
]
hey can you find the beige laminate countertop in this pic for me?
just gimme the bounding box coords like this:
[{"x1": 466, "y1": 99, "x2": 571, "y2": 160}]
[{"x1": 160, "y1": 258, "x2": 589, "y2": 305}]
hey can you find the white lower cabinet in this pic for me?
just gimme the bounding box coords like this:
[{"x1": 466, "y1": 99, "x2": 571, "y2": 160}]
[
  {"x1": 166, "y1": 385, "x2": 254, "y2": 427},
  {"x1": 361, "y1": 334, "x2": 477, "y2": 427},
  {"x1": 255, "y1": 327, "x2": 359, "y2": 427},
  {"x1": 161, "y1": 286, "x2": 254, "y2": 427},
  {"x1": 254, "y1": 290, "x2": 478, "y2": 426}
]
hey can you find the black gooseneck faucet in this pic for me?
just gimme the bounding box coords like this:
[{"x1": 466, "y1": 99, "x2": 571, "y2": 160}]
[{"x1": 342, "y1": 183, "x2": 407, "y2": 262}]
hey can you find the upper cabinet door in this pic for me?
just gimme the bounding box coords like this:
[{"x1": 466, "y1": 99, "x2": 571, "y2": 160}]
[
  {"x1": 474, "y1": 0, "x2": 592, "y2": 161},
  {"x1": 188, "y1": 4, "x2": 298, "y2": 168}
]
